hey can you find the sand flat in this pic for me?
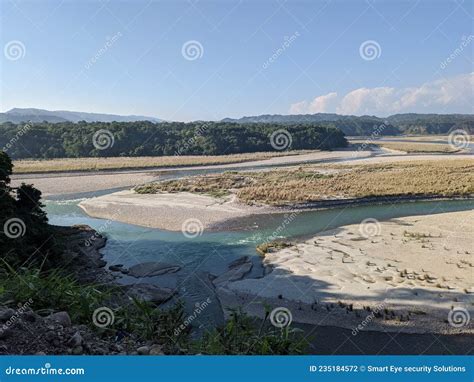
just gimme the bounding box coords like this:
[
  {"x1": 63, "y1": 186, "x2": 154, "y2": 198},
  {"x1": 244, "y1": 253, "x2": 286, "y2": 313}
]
[
  {"x1": 79, "y1": 190, "x2": 274, "y2": 231},
  {"x1": 217, "y1": 210, "x2": 474, "y2": 334}
]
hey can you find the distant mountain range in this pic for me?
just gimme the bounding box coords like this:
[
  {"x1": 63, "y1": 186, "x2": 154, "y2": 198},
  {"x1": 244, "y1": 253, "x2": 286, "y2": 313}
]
[
  {"x1": 222, "y1": 113, "x2": 474, "y2": 135},
  {"x1": 1, "y1": 109, "x2": 473, "y2": 136},
  {"x1": 0, "y1": 108, "x2": 162, "y2": 123}
]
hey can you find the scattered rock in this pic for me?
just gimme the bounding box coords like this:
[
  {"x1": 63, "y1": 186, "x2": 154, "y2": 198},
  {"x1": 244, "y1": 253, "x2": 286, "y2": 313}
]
[
  {"x1": 0, "y1": 307, "x2": 15, "y2": 322},
  {"x1": 72, "y1": 345, "x2": 83, "y2": 355},
  {"x1": 149, "y1": 344, "x2": 164, "y2": 355},
  {"x1": 137, "y1": 346, "x2": 150, "y2": 355},
  {"x1": 68, "y1": 331, "x2": 83, "y2": 347},
  {"x1": 125, "y1": 284, "x2": 175, "y2": 304},
  {"x1": 47, "y1": 312, "x2": 72, "y2": 327},
  {"x1": 109, "y1": 264, "x2": 124, "y2": 272},
  {"x1": 213, "y1": 257, "x2": 253, "y2": 285}
]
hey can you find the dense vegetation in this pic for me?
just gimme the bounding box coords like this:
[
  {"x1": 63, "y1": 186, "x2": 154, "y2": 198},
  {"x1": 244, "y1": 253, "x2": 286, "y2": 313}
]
[
  {"x1": 0, "y1": 121, "x2": 347, "y2": 159},
  {"x1": 0, "y1": 151, "x2": 58, "y2": 266},
  {"x1": 223, "y1": 113, "x2": 474, "y2": 136}
]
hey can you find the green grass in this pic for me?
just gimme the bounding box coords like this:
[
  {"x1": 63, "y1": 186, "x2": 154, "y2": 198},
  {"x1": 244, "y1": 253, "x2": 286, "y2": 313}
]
[
  {"x1": 193, "y1": 308, "x2": 307, "y2": 355},
  {"x1": 0, "y1": 263, "x2": 110, "y2": 324}
]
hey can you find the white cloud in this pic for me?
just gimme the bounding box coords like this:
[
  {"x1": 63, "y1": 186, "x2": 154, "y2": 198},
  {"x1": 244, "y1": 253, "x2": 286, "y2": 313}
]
[{"x1": 289, "y1": 73, "x2": 474, "y2": 116}]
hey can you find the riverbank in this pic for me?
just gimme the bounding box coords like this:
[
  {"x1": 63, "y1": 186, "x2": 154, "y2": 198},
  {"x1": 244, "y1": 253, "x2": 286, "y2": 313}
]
[
  {"x1": 12, "y1": 149, "x2": 372, "y2": 197},
  {"x1": 79, "y1": 158, "x2": 473, "y2": 231},
  {"x1": 217, "y1": 209, "x2": 474, "y2": 335}
]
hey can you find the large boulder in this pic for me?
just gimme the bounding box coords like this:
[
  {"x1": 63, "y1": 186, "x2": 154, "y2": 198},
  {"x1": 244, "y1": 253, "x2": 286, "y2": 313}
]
[{"x1": 213, "y1": 256, "x2": 253, "y2": 286}]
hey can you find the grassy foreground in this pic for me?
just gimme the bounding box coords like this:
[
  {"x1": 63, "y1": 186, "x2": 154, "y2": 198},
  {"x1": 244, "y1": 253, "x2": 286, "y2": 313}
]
[
  {"x1": 12, "y1": 151, "x2": 312, "y2": 174},
  {"x1": 135, "y1": 159, "x2": 474, "y2": 205}
]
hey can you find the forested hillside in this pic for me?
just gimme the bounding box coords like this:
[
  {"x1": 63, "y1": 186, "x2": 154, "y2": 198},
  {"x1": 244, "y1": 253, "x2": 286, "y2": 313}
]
[
  {"x1": 0, "y1": 121, "x2": 347, "y2": 159},
  {"x1": 223, "y1": 113, "x2": 474, "y2": 136}
]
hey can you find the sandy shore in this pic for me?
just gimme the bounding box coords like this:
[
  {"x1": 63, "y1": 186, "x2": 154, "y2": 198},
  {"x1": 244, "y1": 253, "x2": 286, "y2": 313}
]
[
  {"x1": 217, "y1": 210, "x2": 474, "y2": 334},
  {"x1": 79, "y1": 190, "x2": 276, "y2": 231},
  {"x1": 11, "y1": 171, "x2": 159, "y2": 198}
]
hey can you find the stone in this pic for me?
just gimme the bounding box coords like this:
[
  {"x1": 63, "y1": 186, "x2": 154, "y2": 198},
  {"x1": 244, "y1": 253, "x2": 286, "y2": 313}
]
[
  {"x1": 109, "y1": 264, "x2": 124, "y2": 272},
  {"x1": 0, "y1": 307, "x2": 15, "y2": 322},
  {"x1": 47, "y1": 311, "x2": 72, "y2": 327},
  {"x1": 127, "y1": 262, "x2": 181, "y2": 278},
  {"x1": 126, "y1": 284, "x2": 175, "y2": 304},
  {"x1": 213, "y1": 257, "x2": 253, "y2": 285},
  {"x1": 0, "y1": 325, "x2": 11, "y2": 339},
  {"x1": 149, "y1": 344, "x2": 164, "y2": 355},
  {"x1": 72, "y1": 346, "x2": 83, "y2": 355},
  {"x1": 68, "y1": 331, "x2": 83, "y2": 347},
  {"x1": 137, "y1": 346, "x2": 150, "y2": 355}
]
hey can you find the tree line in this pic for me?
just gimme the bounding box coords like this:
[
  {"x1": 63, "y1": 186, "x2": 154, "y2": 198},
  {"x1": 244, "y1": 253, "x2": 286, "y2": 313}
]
[{"x1": 0, "y1": 121, "x2": 347, "y2": 159}]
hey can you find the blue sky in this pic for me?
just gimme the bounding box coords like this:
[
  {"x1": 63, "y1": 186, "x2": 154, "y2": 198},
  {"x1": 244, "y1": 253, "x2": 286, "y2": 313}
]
[{"x1": 1, "y1": 0, "x2": 473, "y2": 121}]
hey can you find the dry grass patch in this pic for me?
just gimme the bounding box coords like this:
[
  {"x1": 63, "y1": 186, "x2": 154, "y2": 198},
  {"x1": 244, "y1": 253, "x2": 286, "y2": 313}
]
[
  {"x1": 376, "y1": 142, "x2": 460, "y2": 153},
  {"x1": 13, "y1": 151, "x2": 312, "y2": 174},
  {"x1": 136, "y1": 159, "x2": 474, "y2": 205}
]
